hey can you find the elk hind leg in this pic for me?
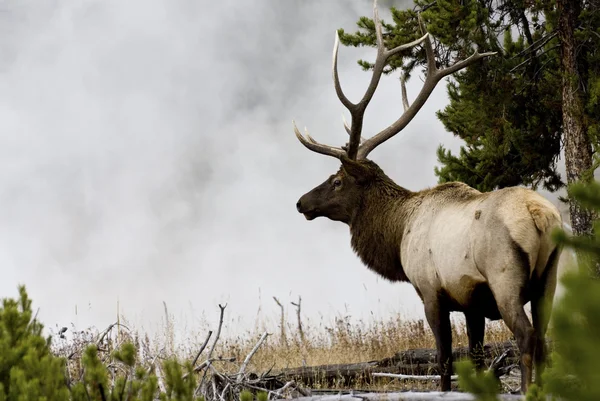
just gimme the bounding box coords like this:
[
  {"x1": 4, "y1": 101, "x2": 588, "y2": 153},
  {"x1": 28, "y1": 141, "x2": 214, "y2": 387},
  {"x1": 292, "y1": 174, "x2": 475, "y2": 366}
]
[
  {"x1": 488, "y1": 274, "x2": 535, "y2": 393},
  {"x1": 497, "y1": 296, "x2": 535, "y2": 393},
  {"x1": 531, "y1": 247, "x2": 560, "y2": 386},
  {"x1": 424, "y1": 299, "x2": 453, "y2": 391}
]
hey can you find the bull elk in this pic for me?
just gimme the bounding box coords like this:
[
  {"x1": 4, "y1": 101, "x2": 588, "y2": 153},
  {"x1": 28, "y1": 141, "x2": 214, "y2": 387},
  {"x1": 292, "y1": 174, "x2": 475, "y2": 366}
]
[{"x1": 292, "y1": 0, "x2": 562, "y2": 394}]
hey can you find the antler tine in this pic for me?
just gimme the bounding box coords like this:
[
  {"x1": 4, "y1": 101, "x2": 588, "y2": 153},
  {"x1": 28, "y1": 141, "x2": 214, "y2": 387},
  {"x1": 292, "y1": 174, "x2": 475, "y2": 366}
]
[
  {"x1": 342, "y1": 113, "x2": 363, "y2": 142},
  {"x1": 292, "y1": 120, "x2": 345, "y2": 158},
  {"x1": 332, "y1": 32, "x2": 354, "y2": 112},
  {"x1": 355, "y1": 13, "x2": 496, "y2": 159},
  {"x1": 342, "y1": 113, "x2": 351, "y2": 135},
  {"x1": 342, "y1": 113, "x2": 362, "y2": 152},
  {"x1": 417, "y1": 13, "x2": 437, "y2": 74},
  {"x1": 400, "y1": 75, "x2": 409, "y2": 112}
]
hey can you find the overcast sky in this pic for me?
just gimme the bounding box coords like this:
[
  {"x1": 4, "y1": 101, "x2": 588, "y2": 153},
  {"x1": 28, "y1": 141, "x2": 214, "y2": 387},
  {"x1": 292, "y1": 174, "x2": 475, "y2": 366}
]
[{"x1": 0, "y1": 0, "x2": 571, "y2": 344}]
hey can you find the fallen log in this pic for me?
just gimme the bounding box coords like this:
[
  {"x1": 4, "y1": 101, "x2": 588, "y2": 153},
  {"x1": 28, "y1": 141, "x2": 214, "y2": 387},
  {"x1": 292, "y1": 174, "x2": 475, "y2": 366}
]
[
  {"x1": 274, "y1": 341, "x2": 520, "y2": 386},
  {"x1": 290, "y1": 391, "x2": 530, "y2": 401}
]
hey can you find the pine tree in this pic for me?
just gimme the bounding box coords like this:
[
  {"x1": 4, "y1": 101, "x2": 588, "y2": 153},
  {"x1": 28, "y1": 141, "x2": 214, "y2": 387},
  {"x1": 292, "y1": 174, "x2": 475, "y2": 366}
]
[{"x1": 0, "y1": 286, "x2": 70, "y2": 401}]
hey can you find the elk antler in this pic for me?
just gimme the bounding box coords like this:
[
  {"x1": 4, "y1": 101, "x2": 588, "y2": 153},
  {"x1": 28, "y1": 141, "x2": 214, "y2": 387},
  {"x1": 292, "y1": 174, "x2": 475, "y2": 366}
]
[{"x1": 292, "y1": 0, "x2": 497, "y2": 160}]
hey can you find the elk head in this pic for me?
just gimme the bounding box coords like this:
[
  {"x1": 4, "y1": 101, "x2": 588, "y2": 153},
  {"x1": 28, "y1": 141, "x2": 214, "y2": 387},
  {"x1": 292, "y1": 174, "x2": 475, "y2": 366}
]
[
  {"x1": 293, "y1": 0, "x2": 495, "y2": 224},
  {"x1": 296, "y1": 155, "x2": 380, "y2": 224}
]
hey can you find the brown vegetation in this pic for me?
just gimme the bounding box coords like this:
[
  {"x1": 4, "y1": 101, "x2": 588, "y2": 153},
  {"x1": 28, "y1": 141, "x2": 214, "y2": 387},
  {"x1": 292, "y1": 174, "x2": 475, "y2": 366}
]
[{"x1": 50, "y1": 306, "x2": 515, "y2": 393}]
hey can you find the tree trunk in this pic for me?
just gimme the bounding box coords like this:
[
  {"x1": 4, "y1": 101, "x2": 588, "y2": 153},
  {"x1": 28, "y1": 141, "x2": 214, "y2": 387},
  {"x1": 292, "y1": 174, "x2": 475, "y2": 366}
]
[{"x1": 557, "y1": 0, "x2": 596, "y2": 274}]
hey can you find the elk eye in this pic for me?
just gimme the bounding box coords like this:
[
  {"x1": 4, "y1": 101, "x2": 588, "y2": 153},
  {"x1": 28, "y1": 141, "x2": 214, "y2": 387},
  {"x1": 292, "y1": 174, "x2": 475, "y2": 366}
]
[{"x1": 333, "y1": 178, "x2": 342, "y2": 187}]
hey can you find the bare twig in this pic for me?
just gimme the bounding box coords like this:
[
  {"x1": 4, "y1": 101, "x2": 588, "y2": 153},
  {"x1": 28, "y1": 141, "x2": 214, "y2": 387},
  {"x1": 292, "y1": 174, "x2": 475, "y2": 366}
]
[
  {"x1": 489, "y1": 349, "x2": 510, "y2": 371},
  {"x1": 96, "y1": 322, "x2": 131, "y2": 345},
  {"x1": 237, "y1": 332, "x2": 269, "y2": 382},
  {"x1": 290, "y1": 296, "x2": 305, "y2": 343},
  {"x1": 414, "y1": 0, "x2": 437, "y2": 12},
  {"x1": 511, "y1": 30, "x2": 557, "y2": 59},
  {"x1": 275, "y1": 380, "x2": 297, "y2": 397},
  {"x1": 146, "y1": 347, "x2": 165, "y2": 375},
  {"x1": 208, "y1": 304, "x2": 227, "y2": 358},
  {"x1": 192, "y1": 331, "x2": 213, "y2": 367},
  {"x1": 219, "y1": 382, "x2": 231, "y2": 401},
  {"x1": 488, "y1": 349, "x2": 516, "y2": 378},
  {"x1": 211, "y1": 375, "x2": 218, "y2": 401},
  {"x1": 199, "y1": 304, "x2": 227, "y2": 394},
  {"x1": 509, "y1": 44, "x2": 560, "y2": 72},
  {"x1": 185, "y1": 357, "x2": 236, "y2": 379},
  {"x1": 272, "y1": 297, "x2": 287, "y2": 346}
]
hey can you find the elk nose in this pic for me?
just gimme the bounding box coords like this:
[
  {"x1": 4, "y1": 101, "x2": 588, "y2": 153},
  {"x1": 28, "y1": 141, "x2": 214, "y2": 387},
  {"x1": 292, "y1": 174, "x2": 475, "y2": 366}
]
[{"x1": 296, "y1": 200, "x2": 302, "y2": 212}]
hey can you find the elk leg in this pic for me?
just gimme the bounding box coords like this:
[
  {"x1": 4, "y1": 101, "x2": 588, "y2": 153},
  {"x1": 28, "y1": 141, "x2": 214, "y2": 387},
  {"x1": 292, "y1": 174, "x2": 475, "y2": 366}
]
[
  {"x1": 424, "y1": 300, "x2": 452, "y2": 391},
  {"x1": 531, "y1": 251, "x2": 559, "y2": 386},
  {"x1": 465, "y1": 312, "x2": 485, "y2": 370},
  {"x1": 531, "y1": 297, "x2": 549, "y2": 387},
  {"x1": 491, "y1": 292, "x2": 535, "y2": 394}
]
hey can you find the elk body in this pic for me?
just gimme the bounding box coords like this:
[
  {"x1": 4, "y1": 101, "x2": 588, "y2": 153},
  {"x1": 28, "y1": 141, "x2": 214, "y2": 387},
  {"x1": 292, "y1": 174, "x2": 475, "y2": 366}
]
[{"x1": 292, "y1": 0, "x2": 562, "y2": 394}]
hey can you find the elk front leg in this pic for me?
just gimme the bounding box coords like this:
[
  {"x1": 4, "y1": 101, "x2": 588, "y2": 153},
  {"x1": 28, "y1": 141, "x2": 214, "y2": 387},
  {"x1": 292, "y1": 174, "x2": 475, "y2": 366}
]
[
  {"x1": 465, "y1": 312, "x2": 485, "y2": 370},
  {"x1": 424, "y1": 299, "x2": 453, "y2": 391}
]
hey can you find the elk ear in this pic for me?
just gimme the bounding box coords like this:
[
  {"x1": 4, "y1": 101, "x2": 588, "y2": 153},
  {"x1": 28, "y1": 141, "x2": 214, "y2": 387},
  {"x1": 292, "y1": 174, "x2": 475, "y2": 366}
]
[{"x1": 340, "y1": 155, "x2": 371, "y2": 181}]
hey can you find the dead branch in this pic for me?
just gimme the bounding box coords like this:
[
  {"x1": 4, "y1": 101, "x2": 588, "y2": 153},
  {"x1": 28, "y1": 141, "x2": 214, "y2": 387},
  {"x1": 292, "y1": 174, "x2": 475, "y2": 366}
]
[
  {"x1": 186, "y1": 357, "x2": 236, "y2": 378},
  {"x1": 291, "y1": 296, "x2": 305, "y2": 344},
  {"x1": 237, "y1": 331, "x2": 270, "y2": 382},
  {"x1": 372, "y1": 372, "x2": 459, "y2": 381},
  {"x1": 488, "y1": 349, "x2": 516, "y2": 378},
  {"x1": 211, "y1": 375, "x2": 219, "y2": 401},
  {"x1": 273, "y1": 297, "x2": 287, "y2": 346},
  {"x1": 275, "y1": 380, "x2": 297, "y2": 397},
  {"x1": 199, "y1": 304, "x2": 227, "y2": 394},
  {"x1": 96, "y1": 322, "x2": 131, "y2": 346},
  {"x1": 291, "y1": 295, "x2": 308, "y2": 368},
  {"x1": 192, "y1": 331, "x2": 213, "y2": 367},
  {"x1": 146, "y1": 347, "x2": 165, "y2": 375}
]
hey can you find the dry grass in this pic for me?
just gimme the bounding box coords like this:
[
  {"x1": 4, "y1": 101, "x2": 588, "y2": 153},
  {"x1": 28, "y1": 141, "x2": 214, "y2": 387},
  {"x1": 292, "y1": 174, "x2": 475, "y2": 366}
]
[
  {"x1": 50, "y1": 306, "x2": 515, "y2": 392},
  {"x1": 207, "y1": 314, "x2": 513, "y2": 372}
]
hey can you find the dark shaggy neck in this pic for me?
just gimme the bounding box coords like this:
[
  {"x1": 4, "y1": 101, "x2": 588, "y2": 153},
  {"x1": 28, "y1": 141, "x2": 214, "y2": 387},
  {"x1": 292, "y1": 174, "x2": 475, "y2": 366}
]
[{"x1": 349, "y1": 175, "x2": 413, "y2": 282}]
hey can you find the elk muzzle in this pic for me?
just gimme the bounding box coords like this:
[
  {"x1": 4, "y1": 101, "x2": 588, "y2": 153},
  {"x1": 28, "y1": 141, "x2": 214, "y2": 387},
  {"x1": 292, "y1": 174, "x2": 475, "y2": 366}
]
[{"x1": 296, "y1": 195, "x2": 319, "y2": 220}]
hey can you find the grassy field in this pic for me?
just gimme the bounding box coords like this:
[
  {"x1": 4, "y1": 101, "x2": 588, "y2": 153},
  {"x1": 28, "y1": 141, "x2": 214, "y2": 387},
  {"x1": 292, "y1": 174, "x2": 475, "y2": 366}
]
[{"x1": 51, "y1": 305, "x2": 516, "y2": 392}]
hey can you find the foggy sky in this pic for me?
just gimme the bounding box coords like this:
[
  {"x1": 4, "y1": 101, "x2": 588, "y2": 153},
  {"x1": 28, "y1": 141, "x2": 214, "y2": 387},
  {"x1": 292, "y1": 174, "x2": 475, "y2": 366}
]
[{"x1": 0, "y1": 0, "x2": 570, "y2": 344}]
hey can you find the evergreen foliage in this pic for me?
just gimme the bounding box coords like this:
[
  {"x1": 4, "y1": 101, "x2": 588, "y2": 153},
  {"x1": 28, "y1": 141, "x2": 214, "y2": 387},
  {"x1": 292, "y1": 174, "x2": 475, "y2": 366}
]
[
  {"x1": 0, "y1": 287, "x2": 206, "y2": 401},
  {"x1": 0, "y1": 285, "x2": 69, "y2": 401},
  {"x1": 239, "y1": 390, "x2": 267, "y2": 401},
  {"x1": 337, "y1": 0, "x2": 600, "y2": 192},
  {"x1": 455, "y1": 360, "x2": 502, "y2": 401},
  {"x1": 68, "y1": 343, "x2": 199, "y2": 401}
]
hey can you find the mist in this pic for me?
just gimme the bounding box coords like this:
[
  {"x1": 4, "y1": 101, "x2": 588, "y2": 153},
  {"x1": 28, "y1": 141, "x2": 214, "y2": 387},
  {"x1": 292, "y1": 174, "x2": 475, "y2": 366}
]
[{"x1": 0, "y1": 0, "x2": 570, "y2": 343}]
